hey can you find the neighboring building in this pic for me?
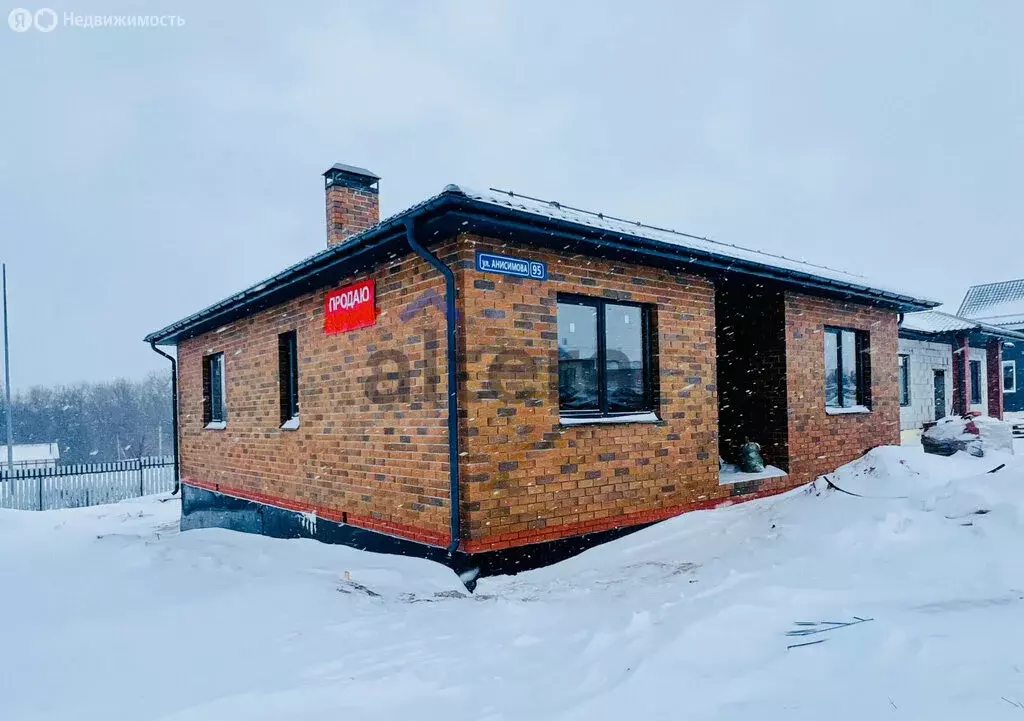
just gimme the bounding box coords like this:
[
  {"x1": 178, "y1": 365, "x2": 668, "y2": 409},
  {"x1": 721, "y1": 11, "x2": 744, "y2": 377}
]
[
  {"x1": 897, "y1": 311, "x2": 1024, "y2": 432},
  {"x1": 0, "y1": 443, "x2": 60, "y2": 470},
  {"x1": 145, "y1": 163, "x2": 937, "y2": 578},
  {"x1": 958, "y1": 280, "x2": 1024, "y2": 418}
]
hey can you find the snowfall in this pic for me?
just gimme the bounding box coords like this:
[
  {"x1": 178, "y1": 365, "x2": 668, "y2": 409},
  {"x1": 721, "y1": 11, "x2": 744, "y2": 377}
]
[{"x1": 2, "y1": 442, "x2": 1024, "y2": 720}]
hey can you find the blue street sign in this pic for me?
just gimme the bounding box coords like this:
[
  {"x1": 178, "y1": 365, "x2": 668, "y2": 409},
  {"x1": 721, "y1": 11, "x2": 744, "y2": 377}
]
[{"x1": 475, "y1": 251, "x2": 547, "y2": 281}]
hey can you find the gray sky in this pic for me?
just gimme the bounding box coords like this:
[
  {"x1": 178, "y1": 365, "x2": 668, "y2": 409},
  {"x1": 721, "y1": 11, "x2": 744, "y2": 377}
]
[{"x1": 1, "y1": 1, "x2": 1022, "y2": 391}]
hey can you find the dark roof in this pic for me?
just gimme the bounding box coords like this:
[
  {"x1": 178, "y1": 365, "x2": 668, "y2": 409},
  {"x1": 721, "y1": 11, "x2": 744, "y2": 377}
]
[
  {"x1": 460, "y1": 187, "x2": 931, "y2": 300},
  {"x1": 957, "y1": 278, "x2": 1024, "y2": 328},
  {"x1": 323, "y1": 163, "x2": 380, "y2": 180},
  {"x1": 145, "y1": 185, "x2": 940, "y2": 346},
  {"x1": 900, "y1": 310, "x2": 1024, "y2": 341}
]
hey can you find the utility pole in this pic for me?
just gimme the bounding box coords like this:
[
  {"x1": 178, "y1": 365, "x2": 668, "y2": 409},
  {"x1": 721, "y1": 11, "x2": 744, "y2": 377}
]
[{"x1": 3, "y1": 263, "x2": 13, "y2": 474}]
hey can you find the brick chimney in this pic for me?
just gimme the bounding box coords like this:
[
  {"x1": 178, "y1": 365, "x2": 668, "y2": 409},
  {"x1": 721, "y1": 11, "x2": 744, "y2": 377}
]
[{"x1": 323, "y1": 163, "x2": 380, "y2": 247}]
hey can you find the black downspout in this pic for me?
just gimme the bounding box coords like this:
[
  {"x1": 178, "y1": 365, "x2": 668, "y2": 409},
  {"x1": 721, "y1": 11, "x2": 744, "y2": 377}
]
[
  {"x1": 149, "y1": 342, "x2": 180, "y2": 495},
  {"x1": 403, "y1": 219, "x2": 461, "y2": 555}
]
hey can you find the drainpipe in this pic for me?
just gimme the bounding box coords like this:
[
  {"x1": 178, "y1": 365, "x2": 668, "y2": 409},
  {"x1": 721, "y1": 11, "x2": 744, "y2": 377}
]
[
  {"x1": 403, "y1": 219, "x2": 461, "y2": 554},
  {"x1": 149, "y1": 342, "x2": 180, "y2": 495}
]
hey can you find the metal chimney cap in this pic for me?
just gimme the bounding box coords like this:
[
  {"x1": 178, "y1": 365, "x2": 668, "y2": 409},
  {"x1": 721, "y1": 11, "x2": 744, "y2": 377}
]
[{"x1": 323, "y1": 163, "x2": 380, "y2": 181}]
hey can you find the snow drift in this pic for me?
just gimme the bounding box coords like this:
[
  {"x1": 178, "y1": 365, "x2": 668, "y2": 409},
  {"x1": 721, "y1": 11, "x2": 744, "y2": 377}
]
[{"x1": 0, "y1": 441, "x2": 1022, "y2": 720}]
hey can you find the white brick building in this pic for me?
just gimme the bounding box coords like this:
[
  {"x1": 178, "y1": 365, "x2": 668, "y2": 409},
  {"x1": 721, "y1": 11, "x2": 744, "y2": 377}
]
[
  {"x1": 897, "y1": 336, "x2": 952, "y2": 430},
  {"x1": 898, "y1": 311, "x2": 1024, "y2": 431}
]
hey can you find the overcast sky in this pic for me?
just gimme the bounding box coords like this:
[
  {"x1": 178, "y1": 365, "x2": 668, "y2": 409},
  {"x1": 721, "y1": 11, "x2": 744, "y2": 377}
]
[{"x1": 1, "y1": 1, "x2": 1022, "y2": 391}]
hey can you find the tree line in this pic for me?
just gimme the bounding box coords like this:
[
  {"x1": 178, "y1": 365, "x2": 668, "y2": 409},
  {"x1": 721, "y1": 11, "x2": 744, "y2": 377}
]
[{"x1": 0, "y1": 372, "x2": 173, "y2": 464}]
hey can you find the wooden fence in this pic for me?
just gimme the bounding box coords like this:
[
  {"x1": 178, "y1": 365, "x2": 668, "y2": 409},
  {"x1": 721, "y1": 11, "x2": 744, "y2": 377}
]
[{"x1": 0, "y1": 457, "x2": 176, "y2": 511}]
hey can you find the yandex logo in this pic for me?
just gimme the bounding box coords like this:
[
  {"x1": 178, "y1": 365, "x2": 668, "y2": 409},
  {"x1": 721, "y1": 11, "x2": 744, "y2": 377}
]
[{"x1": 324, "y1": 279, "x2": 375, "y2": 334}]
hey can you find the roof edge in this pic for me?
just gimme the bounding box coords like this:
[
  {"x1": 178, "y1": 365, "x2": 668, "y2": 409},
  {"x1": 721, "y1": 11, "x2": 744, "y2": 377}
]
[
  {"x1": 146, "y1": 186, "x2": 939, "y2": 345},
  {"x1": 447, "y1": 196, "x2": 938, "y2": 312},
  {"x1": 900, "y1": 310, "x2": 1024, "y2": 341}
]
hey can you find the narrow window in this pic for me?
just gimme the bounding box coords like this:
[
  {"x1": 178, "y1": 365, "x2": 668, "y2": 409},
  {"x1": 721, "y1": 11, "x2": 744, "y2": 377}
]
[
  {"x1": 1004, "y1": 360, "x2": 1017, "y2": 394},
  {"x1": 824, "y1": 327, "x2": 869, "y2": 409},
  {"x1": 969, "y1": 359, "x2": 982, "y2": 405},
  {"x1": 898, "y1": 354, "x2": 911, "y2": 406},
  {"x1": 557, "y1": 295, "x2": 654, "y2": 418},
  {"x1": 202, "y1": 353, "x2": 226, "y2": 426},
  {"x1": 278, "y1": 331, "x2": 299, "y2": 426},
  {"x1": 605, "y1": 304, "x2": 647, "y2": 413},
  {"x1": 558, "y1": 302, "x2": 599, "y2": 412}
]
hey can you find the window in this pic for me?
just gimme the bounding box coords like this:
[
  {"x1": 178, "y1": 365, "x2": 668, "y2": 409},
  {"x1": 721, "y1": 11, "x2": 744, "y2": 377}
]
[
  {"x1": 278, "y1": 331, "x2": 300, "y2": 426},
  {"x1": 969, "y1": 359, "x2": 982, "y2": 405},
  {"x1": 202, "y1": 353, "x2": 226, "y2": 427},
  {"x1": 898, "y1": 354, "x2": 911, "y2": 406},
  {"x1": 824, "y1": 327, "x2": 869, "y2": 409},
  {"x1": 1004, "y1": 360, "x2": 1017, "y2": 394},
  {"x1": 557, "y1": 295, "x2": 654, "y2": 418}
]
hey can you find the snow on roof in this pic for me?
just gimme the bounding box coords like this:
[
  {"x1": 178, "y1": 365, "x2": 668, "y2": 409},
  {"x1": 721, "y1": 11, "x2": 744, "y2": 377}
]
[
  {"x1": 901, "y1": 311, "x2": 975, "y2": 334},
  {"x1": 456, "y1": 186, "x2": 938, "y2": 304},
  {"x1": 958, "y1": 279, "x2": 1024, "y2": 327},
  {"x1": 901, "y1": 310, "x2": 1024, "y2": 339},
  {"x1": 0, "y1": 443, "x2": 60, "y2": 463},
  {"x1": 147, "y1": 182, "x2": 940, "y2": 346}
]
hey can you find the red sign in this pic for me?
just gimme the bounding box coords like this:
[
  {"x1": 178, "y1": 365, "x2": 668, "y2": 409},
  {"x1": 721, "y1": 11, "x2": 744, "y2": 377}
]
[{"x1": 324, "y1": 279, "x2": 376, "y2": 334}]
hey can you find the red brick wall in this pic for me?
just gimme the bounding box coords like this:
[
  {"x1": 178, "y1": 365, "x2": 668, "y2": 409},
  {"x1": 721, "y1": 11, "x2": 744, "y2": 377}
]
[
  {"x1": 784, "y1": 292, "x2": 901, "y2": 484},
  {"x1": 986, "y1": 338, "x2": 1004, "y2": 420},
  {"x1": 176, "y1": 231, "x2": 904, "y2": 555},
  {"x1": 456, "y1": 234, "x2": 725, "y2": 552},
  {"x1": 177, "y1": 246, "x2": 455, "y2": 546},
  {"x1": 326, "y1": 183, "x2": 379, "y2": 247},
  {"x1": 952, "y1": 336, "x2": 970, "y2": 415}
]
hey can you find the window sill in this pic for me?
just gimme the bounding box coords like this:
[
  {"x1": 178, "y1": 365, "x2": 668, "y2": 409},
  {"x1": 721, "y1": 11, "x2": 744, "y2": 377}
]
[
  {"x1": 559, "y1": 411, "x2": 661, "y2": 427},
  {"x1": 719, "y1": 464, "x2": 787, "y2": 487},
  {"x1": 825, "y1": 405, "x2": 871, "y2": 416},
  {"x1": 280, "y1": 417, "x2": 300, "y2": 431},
  {"x1": 204, "y1": 421, "x2": 227, "y2": 430}
]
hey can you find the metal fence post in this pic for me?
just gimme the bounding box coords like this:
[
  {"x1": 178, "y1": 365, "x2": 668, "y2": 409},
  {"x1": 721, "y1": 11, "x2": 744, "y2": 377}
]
[
  {"x1": 37, "y1": 468, "x2": 43, "y2": 511},
  {"x1": 138, "y1": 458, "x2": 144, "y2": 497}
]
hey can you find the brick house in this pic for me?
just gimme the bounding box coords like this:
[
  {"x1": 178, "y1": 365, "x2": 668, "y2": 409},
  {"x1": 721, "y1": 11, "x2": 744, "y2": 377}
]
[
  {"x1": 956, "y1": 280, "x2": 1024, "y2": 438},
  {"x1": 897, "y1": 310, "x2": 1024, "y2": 434},
  {"x1": 146, "y1": 164, "x2": 937, "y2": 582},
  {"x1": 958, "y1": 280, "x2": 1024, "y2": 425}
]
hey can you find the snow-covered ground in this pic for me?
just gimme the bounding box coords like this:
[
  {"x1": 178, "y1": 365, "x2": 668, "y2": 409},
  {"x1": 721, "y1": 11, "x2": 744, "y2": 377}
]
[{"x1": 1, "y1": 443, "x2": 1023, "y2": 721}]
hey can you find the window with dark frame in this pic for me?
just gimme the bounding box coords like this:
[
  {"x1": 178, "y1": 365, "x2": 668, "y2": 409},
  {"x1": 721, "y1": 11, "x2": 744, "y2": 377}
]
[
  {"x1": 278, "y1": 331, "x2": 299, "y2": 425},
  {"x1": 202, "y1": 352, "x2": 226, "y2": 425},
  {"x1": 898, "y1": 354, "x2": 911, "y2": 407},
  {"x1": 824, "y1": 327, "x2": 870, "y2": 409},
  {"x1": 969, "y1": 359, "x2": 982, "y2": 405},
  {"x1": 556, "y1": 295, "x2": 655, "y2": 418}
]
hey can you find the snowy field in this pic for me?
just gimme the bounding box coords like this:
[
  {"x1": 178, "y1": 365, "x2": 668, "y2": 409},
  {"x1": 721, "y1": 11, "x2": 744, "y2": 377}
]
[{"x1": 1, "y1": 443, "x2": 1023, "y2": 721}]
